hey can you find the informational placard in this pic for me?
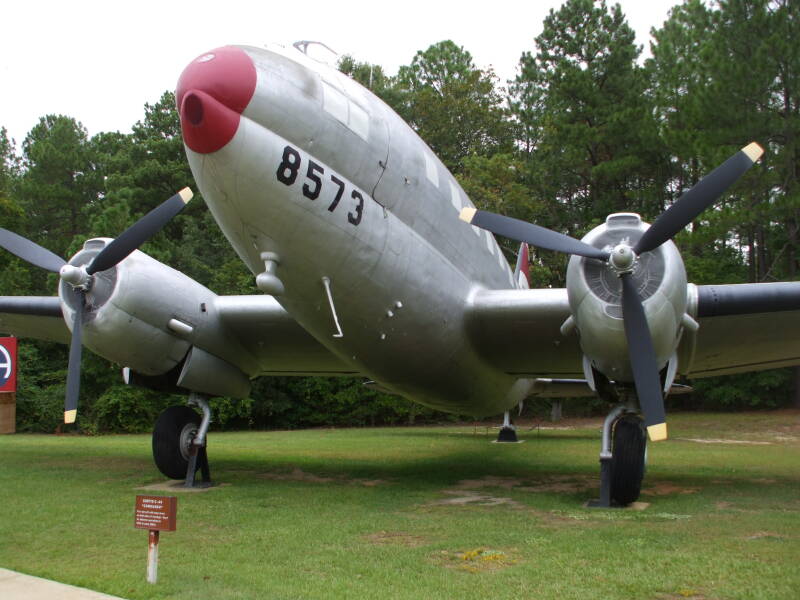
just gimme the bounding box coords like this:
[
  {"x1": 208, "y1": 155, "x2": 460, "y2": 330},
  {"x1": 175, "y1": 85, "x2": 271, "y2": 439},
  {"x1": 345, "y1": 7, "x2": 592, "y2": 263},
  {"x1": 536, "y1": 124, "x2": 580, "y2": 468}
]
[
  {"x1": 134, "y1": 495, "x2": 177, "y2": 532},
  {"x1": 0, "y1": 337, "x2": 17, "y2": 393}
]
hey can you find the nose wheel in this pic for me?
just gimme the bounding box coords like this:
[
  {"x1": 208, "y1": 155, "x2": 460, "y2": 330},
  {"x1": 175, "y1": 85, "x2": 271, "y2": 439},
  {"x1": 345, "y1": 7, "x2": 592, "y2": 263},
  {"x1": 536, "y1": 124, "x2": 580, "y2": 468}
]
[{"x1": 152, "y1": 394, "x2": 212, "y2": 487}]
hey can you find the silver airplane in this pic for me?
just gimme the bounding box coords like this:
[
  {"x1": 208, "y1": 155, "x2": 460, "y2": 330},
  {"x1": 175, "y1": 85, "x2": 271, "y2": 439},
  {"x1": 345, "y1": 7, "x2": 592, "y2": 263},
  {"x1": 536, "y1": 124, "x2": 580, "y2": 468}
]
[{"x1": 2, "y1": 43, "x2": 799, "y2": 505}]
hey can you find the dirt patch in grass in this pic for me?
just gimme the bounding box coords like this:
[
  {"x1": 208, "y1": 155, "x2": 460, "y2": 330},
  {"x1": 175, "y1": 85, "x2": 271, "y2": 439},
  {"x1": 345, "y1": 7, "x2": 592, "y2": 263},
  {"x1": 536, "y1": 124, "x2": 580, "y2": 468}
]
[
  {"x1": 256, "y1": 467, "x2": 386, "y2": 487},
  {"x1": 656, "y1": 592, "x2": 708, "y2": 600},
  {"x1": 745, "y1": 531, "x2": 787, "y2": 541},
  {"x1": 641, "y1": 482, "x2": 700, "y2": 496},
  {"x1": 430, "y1": 490, "x2": 524, "y2": 508},
  {"x1": 453, "y1": 474, "x2": 595, "y2": 494},
  {"x1": 363, "y1": 531, "x2": 429, "y2": 547},
  {"x1": 430, "y1": 547, "x2": 519, "y2": 573},
  {"x1": 428, "y1": 475, "x2": 595, "y2": 510},
  {"x1": 678, "y1": 438, "x2": 772, "y2": 445}
]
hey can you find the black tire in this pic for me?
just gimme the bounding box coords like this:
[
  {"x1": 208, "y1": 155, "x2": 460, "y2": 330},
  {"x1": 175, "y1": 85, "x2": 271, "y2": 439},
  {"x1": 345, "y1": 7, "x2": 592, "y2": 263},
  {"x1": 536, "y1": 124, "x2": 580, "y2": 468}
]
[
  {"x1": 610, "y1": 415, "x2": 647, "y2": 505},
  {"x1": 152, "y1": 405, "x2": 200, "y2": 479}
]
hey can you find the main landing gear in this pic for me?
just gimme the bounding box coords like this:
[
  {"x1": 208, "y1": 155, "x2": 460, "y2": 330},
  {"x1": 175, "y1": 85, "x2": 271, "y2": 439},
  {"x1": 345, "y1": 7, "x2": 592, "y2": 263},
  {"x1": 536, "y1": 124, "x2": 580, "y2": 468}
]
[
  {"x1": 152, "y1": 393, "x2": 212, "y2": 488},
  {"x1": 588, "y1": 398, "x2": 647, "y2": 507},
  {"x1": 495, "y1": 411, "x2": 519, "y2": 443}
]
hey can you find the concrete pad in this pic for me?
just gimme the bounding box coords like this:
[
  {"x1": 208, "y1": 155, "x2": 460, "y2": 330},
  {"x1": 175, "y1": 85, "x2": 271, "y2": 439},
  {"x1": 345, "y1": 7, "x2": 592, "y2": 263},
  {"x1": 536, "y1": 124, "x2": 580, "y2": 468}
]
[{"x1": 0, "y1": 568, "x2": 126, "y2": 599}]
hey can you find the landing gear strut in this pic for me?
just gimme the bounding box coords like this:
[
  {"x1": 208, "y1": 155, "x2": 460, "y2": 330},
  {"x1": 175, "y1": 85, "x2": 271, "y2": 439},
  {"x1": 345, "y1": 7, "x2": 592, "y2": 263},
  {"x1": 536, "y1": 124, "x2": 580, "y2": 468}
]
[
  {"x1": 152, "y1": 393, "x2": 212, "y2": 488},
  {"x1": 495, "y1": 411, "x2": 518, "y2": 443},
  {"x1": 589, "y1": 401, "x2": 647, "y2": 507}
]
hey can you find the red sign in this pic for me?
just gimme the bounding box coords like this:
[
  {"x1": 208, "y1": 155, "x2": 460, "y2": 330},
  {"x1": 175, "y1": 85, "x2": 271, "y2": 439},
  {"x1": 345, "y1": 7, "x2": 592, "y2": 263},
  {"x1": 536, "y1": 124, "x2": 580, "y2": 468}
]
[
  {"x1": 0, "y1": 337, "x2": 17, "y2": 393},
  {"x1": 134, "y1": 495, "x2": 178, "y2": 531}
]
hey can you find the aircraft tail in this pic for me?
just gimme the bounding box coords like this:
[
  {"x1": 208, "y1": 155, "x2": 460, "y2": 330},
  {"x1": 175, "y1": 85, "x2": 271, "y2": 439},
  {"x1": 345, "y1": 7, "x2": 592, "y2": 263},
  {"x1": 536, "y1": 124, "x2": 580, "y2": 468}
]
[{"x1": 514, "y1": 242, "x2": 530, "y2": 289}]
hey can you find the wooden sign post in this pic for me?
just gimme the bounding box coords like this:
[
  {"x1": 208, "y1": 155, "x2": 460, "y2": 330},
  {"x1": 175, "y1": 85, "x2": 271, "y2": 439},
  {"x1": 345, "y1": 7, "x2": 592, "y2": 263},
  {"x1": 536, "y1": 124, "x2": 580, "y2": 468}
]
[
  {"x1": 0, "y1": 337, "x2": 18, "y2": 435},
  {"x1": 134, "y1": 495, "x2": 177, "y2": 583}
]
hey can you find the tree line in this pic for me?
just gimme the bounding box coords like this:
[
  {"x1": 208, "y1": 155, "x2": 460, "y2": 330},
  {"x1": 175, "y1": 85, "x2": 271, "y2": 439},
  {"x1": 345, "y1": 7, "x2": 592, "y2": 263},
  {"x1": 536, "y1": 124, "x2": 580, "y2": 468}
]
[{"x1": 1, "y1": 0, "x2": 798, "y2": 433}]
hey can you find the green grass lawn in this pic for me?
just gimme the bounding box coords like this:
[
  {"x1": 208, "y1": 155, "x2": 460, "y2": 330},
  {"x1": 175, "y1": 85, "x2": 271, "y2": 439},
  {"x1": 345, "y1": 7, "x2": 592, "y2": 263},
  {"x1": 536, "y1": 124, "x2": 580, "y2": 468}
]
[{"x1": 1, "y1": 411, "x2": 798, "y2": 599}]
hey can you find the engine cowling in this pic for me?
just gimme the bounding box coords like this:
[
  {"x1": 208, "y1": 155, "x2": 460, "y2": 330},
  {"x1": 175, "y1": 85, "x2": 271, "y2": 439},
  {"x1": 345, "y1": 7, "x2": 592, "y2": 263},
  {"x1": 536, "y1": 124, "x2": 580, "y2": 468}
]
[
  {"x1": 57, "y1": 238, "x2": 250, "y2": 397},
  {"x1": 566, "y1": 213, "x2": 688, "y2": 383}
]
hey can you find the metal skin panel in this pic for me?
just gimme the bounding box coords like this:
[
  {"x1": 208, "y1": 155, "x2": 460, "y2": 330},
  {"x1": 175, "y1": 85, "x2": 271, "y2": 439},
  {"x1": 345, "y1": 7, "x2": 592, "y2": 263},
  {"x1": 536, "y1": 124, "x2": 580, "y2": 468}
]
[
  {"x1": 177, "y1": 346, "x2": 251, "y2": 398},
  {"x1": 185, "y1": 49, "x2": 530, "y2": 416},
  {"x1": 566, "y1": 215, "x2": 687, "y2": 382},
  {"x1": 466, "y1": 288, "x2": 583, "y2": 377},
  {"x1": 213, "y1": 296, "x2": 354, "y2": 375},
  {"x1": 245, "y1": 44, "x2": 390, "y2": 199}
]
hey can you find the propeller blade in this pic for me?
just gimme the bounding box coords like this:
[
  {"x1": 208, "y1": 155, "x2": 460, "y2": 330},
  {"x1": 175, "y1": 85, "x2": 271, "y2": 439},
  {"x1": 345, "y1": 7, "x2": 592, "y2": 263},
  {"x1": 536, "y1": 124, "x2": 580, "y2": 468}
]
[
  {"x1": 635, "y1": 142, "x2": 764, "y2": 254},
  {"x1": 87, "y1": 188, "x2": 193, "y2": 275},
  {"x1": 64, "y1": 290, "x2": 85, "y2": 424},
  {"x1": 0, "y1": 228, "x2": 66, "y2": 273},
  {"x1": 460, "y1": 208, "x2": 610, "y2": 261},
  {"x1": 620, "y1": 273, "x2": 667, "y2": 441}
]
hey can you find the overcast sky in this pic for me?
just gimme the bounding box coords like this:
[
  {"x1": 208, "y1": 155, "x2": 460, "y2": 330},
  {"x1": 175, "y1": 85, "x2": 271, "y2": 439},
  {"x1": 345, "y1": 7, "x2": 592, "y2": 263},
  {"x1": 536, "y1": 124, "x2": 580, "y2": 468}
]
[{"x1": 1, "y1": 0, "x2": 681, "y2": 147}]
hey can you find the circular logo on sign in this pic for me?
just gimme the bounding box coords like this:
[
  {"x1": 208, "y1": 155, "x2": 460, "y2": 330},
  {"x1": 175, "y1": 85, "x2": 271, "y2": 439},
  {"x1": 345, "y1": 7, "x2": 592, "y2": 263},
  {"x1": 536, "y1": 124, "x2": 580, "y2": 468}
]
[{"x1": 0, "y1": 344, "x2": 11, "y2": 386}]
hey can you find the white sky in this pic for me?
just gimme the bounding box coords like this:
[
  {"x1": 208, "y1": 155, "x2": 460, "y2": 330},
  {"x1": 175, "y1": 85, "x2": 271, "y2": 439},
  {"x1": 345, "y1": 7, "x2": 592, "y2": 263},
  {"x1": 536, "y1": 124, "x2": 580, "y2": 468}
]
[{"x1": 1, "y1": 0, "x2": 680, "y2": 147}]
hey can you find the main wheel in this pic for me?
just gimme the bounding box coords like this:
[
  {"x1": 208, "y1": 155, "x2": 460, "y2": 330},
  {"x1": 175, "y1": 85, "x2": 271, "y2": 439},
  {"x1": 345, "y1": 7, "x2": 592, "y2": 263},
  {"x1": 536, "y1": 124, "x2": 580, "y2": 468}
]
[
  {"x1": 609, "y1": 414, "x2": 647, "y2": 505},
  {"x1": 152, "y1": 405, "x2": 200, "y2": 479}
]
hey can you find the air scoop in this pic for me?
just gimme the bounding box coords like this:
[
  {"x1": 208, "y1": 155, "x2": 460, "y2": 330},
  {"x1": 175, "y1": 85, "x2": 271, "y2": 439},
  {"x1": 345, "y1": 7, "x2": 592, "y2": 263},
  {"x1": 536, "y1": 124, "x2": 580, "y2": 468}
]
[{"x1": 177, "y1": 46, "x2": 257, "y2": 154}]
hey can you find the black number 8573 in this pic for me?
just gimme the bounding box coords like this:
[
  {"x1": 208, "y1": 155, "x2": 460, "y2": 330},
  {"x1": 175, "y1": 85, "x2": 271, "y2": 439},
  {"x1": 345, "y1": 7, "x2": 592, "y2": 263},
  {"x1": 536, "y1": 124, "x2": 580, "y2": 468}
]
[{"x1": 276, "y1": 145, "x2": 363, "y2": 226}]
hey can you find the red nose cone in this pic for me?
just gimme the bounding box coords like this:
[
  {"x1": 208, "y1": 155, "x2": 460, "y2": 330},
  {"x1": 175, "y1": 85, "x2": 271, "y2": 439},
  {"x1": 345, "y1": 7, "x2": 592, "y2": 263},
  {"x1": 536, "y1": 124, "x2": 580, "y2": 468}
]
[{"x1": 177, "y1": 47, "x2": 257, "y2": 154}]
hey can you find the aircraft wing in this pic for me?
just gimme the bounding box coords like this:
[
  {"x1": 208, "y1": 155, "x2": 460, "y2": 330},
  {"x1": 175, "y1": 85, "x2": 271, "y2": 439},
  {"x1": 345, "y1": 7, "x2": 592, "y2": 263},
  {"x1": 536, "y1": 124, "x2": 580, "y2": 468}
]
[
  {"x1": 466, "y1": 282, "x2": 800, "y2": 380},
  {"x1": 0, "y1": 295, "x2": 354, "y2": 376},
  {"x1": 0, "y1": 297, "x2": 71, "y2": 344},
  {"x1": 466, "y1": 288, "x2": 583, "y2": 378},
  {"x1": 689, "y1": 283, "x2": 800, "y2": 376}
]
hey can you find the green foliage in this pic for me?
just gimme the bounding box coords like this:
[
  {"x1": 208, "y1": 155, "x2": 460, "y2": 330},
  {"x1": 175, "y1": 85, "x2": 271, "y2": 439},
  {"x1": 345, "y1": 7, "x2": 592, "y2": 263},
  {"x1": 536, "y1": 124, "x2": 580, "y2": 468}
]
[
  {"x1": 91, "y1": 386, "x2": 176, "y2": 434},
  {"x1": 394, "y1": 41, "x2": 514, "y2": 173},
  {"x1": 513, "y1": 0, "x2": 668, "y2": 230},
  {"x1": 688, "y1": 369, "x2": 792, "y2": 410}
]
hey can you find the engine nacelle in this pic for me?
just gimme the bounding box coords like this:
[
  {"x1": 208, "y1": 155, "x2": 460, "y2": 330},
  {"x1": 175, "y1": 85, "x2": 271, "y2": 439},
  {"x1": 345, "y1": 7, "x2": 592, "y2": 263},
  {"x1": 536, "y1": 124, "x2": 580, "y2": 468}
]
[
  {"x1": 57, "y1": 238, "x2": 251, "y2": 397},
  {"x1": 566, "y1": 213, "x2": 688, "y2": 383}
]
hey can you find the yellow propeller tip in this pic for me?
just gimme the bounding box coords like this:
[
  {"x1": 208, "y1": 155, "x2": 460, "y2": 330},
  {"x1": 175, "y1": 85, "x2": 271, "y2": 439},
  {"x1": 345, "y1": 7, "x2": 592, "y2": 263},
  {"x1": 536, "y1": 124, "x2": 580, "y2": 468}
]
[
  {"x1": 742, "y1": 142, "x2": 764, "y2": 163},
  {"x1": 459, "y1": 207, "x2": 477, "y2": 224},
  {"x1": 178, "y1": 187, "x2": 194, "y2": 204},
  {"x1": 64, "y1": 410, "x2": 77, "y2": 424},
  {"x1": 647, "y1": 422, "x2": 668, "y2": 442}
]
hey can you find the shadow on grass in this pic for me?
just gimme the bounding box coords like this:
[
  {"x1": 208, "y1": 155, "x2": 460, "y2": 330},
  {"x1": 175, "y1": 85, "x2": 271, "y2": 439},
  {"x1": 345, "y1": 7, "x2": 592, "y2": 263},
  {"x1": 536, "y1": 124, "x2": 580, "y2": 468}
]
[{"x1": 365, "y1": 427, "x2": 600, "y2": 442}]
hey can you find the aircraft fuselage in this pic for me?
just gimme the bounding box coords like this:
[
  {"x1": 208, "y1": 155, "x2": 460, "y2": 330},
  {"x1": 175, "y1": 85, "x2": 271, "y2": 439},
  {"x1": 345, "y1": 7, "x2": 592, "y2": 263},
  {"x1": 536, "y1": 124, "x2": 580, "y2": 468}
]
[{"x1": 178, "y1": 45, "x2": 529, "y2": 415}]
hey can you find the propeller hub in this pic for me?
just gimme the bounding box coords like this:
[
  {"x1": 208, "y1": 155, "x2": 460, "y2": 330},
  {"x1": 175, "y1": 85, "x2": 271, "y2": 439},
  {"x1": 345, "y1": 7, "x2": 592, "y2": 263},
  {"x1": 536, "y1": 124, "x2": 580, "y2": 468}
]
[
  {"x1": 59, "y1": 264, "x2": 92, "y2": 290},
  {"x1": 609, "y1": 244, "x2": 636, "y2": 274}
]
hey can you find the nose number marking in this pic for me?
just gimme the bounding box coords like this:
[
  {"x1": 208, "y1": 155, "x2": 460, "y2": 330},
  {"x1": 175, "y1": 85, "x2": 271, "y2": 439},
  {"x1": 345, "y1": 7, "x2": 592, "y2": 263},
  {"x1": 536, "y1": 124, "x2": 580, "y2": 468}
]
[{"x1": 275, "y1": 145, "x2": 364, "y2": 226}]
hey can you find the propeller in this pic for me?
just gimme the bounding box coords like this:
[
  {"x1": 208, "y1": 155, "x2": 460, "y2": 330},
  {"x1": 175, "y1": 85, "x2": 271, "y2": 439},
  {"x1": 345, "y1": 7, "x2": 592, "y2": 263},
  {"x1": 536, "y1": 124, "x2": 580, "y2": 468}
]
[
  {"x1": 460, "y1": 143, "x2": 764, "y2": 441},
  {"x1": 0, "y1": 187, "x2": 193, "y2": 424}
]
